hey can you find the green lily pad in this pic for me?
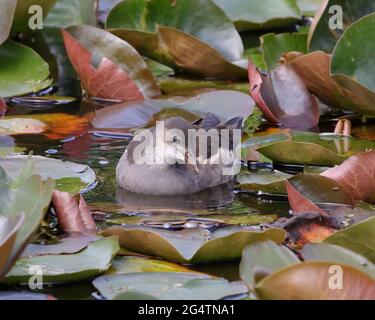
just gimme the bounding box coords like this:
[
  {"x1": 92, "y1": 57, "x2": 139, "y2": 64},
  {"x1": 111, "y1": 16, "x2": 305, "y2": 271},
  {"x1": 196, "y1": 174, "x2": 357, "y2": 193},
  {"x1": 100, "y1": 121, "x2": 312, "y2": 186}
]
[
  {"x1": 0, "y1": 155, "x2": 96, "y2": 194},
  {"x1": 4, "y1": 237, "x2": 120, "y2": 285},
  {"x1": 213, "y1": 0, "x2": 301, "y2": 30},
  {"x1": 93, "y1": 272, "x2": 249, "y2": 300},
  {"x1": 324, "y1": 217, "x2": 375, "y2": 263},
  {"x1": 0, "y1": 40, "x2": 52, "y2": 98},
  {"x1": 309, "y1": 0, "x2": 375, "y2": 52},
  {"x1": 108, "y1": 256, "x2": 197, "y2": 275},
  {"x1": 245, "y1": 131, "x2": 375, "y2": 166},
  {"x1": 261, "y1": 33, "x2": 308, "y2": 70},
  {"x1": 331, "y1": 13, "x2": 375, "y2": 93},
  {"x1": 239, "y1": 241, "x2": 300, "y2": 287},
  {"x1": 297, "y1": 0, "x2": 323, "y2": 16},
  {"x1": 302, "y1": 243, "x2": 375, "y2": 279},
  {"x1": 0, "y1": 1, "x2": 17, "y2": 45},
  {"x1": 255, "y1": 261, "x2": 375, "y2": 299},
  {"x1": 102, "y1": 225, "x2": 286, "y2": 264},
  {"x1": 44, "y1": 0, "x2": 97, "y2": 28},
  {"x1": 106, "y1": 0, "x2": 246, "y2": 79},
  {"x1": 10, "y1": 0, "x2": 57, "y2": 35}
]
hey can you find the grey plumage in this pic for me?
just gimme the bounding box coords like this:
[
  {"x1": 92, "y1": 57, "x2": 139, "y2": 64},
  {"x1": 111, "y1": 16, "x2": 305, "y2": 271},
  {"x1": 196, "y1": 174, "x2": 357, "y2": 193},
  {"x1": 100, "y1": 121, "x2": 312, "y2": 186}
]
[{"x1": 116, "y1": 113, "x2": 243, "y2": 195}]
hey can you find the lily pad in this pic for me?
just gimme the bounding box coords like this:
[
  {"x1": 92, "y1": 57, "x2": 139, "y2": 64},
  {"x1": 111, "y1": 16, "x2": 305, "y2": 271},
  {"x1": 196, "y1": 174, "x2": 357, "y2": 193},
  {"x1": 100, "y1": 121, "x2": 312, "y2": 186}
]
[
  {"x1": 106, "y1": 0, "x2": 246, "y2": 79},
  {"x1": 237, "y1": 170, "x2": 291, "y2": 195},
  {"x1": 0, "y1": 40, "x2": 52, "y2": 98},
  {"x1": 93, "y1": 90, "x2": 255, "y2": 131},
  {"x1": 255, "y1": 261, "x2": 375, "y2": 299},
  {"x1": 331, "y1": 13, "x2": 375, "y2": 93},
  {"x1": 302, "y1": 243, "x2": 375, "y2": 279},
  {"x1": 0, "y1": 291, "x2": 56, "y2": 300},
  {"x1": 44, "y1": 0, "x2": 97, "y2": 28},
  {"x1": 102, "y1": 225, "x2": 286, "y2": 264},
  {"x1": 324, "y1": 217, "x2": 375, "y2": 263},
  {"x1": 62, "y1": 25, "x2": 160, "y2": 101},
  {"x1": 4, "y1": 237, "x2": 120, "y2": 285},
  {"x1": 108, "y1": 256, "x2": 196, "y2": 275},
  {"x1": 260, "y1": 33, "x2": 308, "y2": 70},
  {"x1": 239, "y1": 241, "x2": 300, "y2": 287},
  {"x1": 249, "y1": 132, "x2": 375, "y2": 166},
  {"x1": 0, "y1": 1, "x2": 17, "y2": 45},
  {"x1": 213, "y1": 0, "x2": 301, "y2": 30},
  {"x1": 309, "y1": 0, "x2": 375, "y2": 52},
  {"x1": 0, "y1": 155, "x2": 96, "y2": 194},
  {"x1": 297, "y1": 0, "x2": 323, "y2": 16},
  {"x1": 93, "y1": 272, "x2": 248, "y2": 300}
]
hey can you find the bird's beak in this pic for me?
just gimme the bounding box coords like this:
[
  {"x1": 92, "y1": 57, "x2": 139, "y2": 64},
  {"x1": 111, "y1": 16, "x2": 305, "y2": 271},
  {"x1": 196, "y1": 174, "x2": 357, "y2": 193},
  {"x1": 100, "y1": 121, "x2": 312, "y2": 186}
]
[{"x1": 185, "y1": 150, "x2": 199, "y2": 174}]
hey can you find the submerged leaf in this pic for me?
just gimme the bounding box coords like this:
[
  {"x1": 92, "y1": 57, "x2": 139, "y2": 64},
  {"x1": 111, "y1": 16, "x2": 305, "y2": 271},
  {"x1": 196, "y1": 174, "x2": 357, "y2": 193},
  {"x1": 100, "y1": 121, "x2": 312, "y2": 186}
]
[{"x1": 62, "y1": 25, "x2": 160, "y2": 101}]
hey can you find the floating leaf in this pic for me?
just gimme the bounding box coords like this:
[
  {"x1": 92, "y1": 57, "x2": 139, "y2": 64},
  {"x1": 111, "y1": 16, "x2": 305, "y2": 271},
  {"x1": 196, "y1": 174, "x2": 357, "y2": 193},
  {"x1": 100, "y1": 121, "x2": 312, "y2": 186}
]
[
  {"x1": 107, "y1": 0, "x2": 246, "y2": 79},
  {"x1": 286, "y1": 173, "x2": 354, "y2": 214},
  {"x1": 213, "y1": 0, "x2": 301, "y2": 30},
  {"x1": 93, "y1": 90, "x2": 254, "y2": 131},
  {"x1": 290, "y1": 52, "x2": 375, "y2": 116},
  {"x1": 0, "y1": 291, "x2": 56, "y2": 300},
  {"x1": 324, "y1": 217, "x2": 375, "y2": 263},
  {"x1": 322, "y1": 151, "x2": 375, "y2": 203},
  {"x1": 238, "y1": 170, "x2": 291, "y2": 195},
  {"x1": 0, "y1": 1, "x2": 16, "y2": 45},
  {"x1": 0, "y1": 40, "x2": 52, "y2": 98},
  {"x1": 239, "y1": 241, "x2": 300, "y2": 287},
  {"x1": 248, "y1": 60, "x2": 319, "y2": 129},
  {"x1": 255, "y1": 262, "x2": 375, "y2": 300},
  {"x1": 62, "y1": 25, "x2": 160, "y2": 101},
  {"x1": 302, "y1": 243, "x2": 375, "y2": 279},
  {"x1": 0, "y1": 155, "x2": 95, "y2": 194},
  {"x1": 102, "y1": 225, "x2": 286, "y2": 264},
  {"x1": 260, "y1": 33, "x2": 308, "y2": 70},
  {"x1": 93, "y1": 272, "x2": 248, "y2": 300},
  {"x1": 44, "y1": 0, "x2": 97, "y2": 28},
  {"x1": 309, "y1": 0, "x2": 375, "y2": 52},
  {"x1": 297, "y1": 0, "x2": 323, "y2": 16},
  {"x1": 4, "y1": 237, "x2": 119, "y2": 285}
]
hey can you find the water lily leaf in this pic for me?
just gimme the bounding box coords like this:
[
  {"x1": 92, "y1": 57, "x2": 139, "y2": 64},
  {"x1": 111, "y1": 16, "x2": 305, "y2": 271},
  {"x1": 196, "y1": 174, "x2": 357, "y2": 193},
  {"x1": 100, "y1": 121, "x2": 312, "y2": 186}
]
[
  {"x1": 286, "y1": 173, "x2": 354, "y2": 214},
  {"x1": 108, "y1": 256, "x2": 196, "y2": 275},
  {"x1": 290, "y1": 52, "x2": 375, "y2": 116},
  {"x1": 309, "y1": 0, "x2": 375, "y2": 52},
  {"x1": 0, "y1": 1, "x2": 16, "y2": 45},
  {"x1": 102, "y1": 225, "x2": 286, "y2": 264},
  {"x1": 97, "y1": 0, "x2": 123, "y2": 25},
  {"x1": 93, "y1": 90, "x2": 254, "y2": 131},
  {"x1": 107, "y1": 0, "x2": 246, "y2": 79},
  {"x1": 253, "y1": 132, "x2": 375, "y2": 166},
  {"x1": 0, "y1": 214, "x2": 24, "y2": 279},
  {"x1": 0, "y1": 118, "x2": 47, "y2": 136},
  {"x1": 324, "y1": 217, "x2": 375, "y2": 263},
  {"x1": 248, "y1": 60, "x2": 319, "y2": 129},
  {"x1": 93, "y1": 272, "x2": 248, "y2": 300},
  {"x1": 302, "y1": 243, "x2": 375, "y2": 279},
  {"x1": 213, "y1": 0, "x2": 301, "y2": 30},
  {"x1": 0, "y1": 40, "x2": 52, "y2": 98},
  {"x1": 331, "y1": 13, "x2": 375, "y2": 93},
  {"x1": 261, "y1": 33, "x2": 308, "y2": 70},
  {"x1": 322, "y1": 151, "x2": 375, "y2": 203},
  {"x1": 239, "y1": 241, "x2": 300, "y2": 288},
  {"x1": 22, "y1": 233, "x2": 99, "y2": 258},
  {"x1": 297, "y1": 0, "x2": 323, "y2": 16},
  {"x1": 0, "y1": 291, "x2": 56, "y2": 300},
  {"x1": 238, "y1": 170, "x2": 291, "y2": 195},
  {"x1": 10, "y1": 0, "x2": 57, "y2": 35},
  {"x1": 44, "y1": 0, "x2": 97, "y2": 28},
  {"x1": 62, "y1": 25, "x2": 160, "y2": 101},
  {"x1": 4, "y1": 237, "x2": 120, "y2": 285},
  {"x1": 255, "y1": 262, "x2": 375, "y2": 300},
  {"x1": 0, "y1": 155, "x2": 95, "y2": 194}
]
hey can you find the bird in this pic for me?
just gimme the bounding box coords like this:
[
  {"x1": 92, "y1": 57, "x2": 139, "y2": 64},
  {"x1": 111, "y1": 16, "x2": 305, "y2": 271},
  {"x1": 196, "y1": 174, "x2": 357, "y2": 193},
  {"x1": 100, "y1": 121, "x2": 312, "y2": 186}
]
[{"x1": 116, "y1": 113, "x2": 243, "y2": 196}]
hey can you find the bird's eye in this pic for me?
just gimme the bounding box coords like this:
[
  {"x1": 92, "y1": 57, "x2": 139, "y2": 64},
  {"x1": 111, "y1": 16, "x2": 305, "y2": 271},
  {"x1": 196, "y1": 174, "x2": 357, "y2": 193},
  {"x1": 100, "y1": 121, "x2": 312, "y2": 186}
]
[{"x1": 172, "y1": 136, "x2": 179, "y2": 143}]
